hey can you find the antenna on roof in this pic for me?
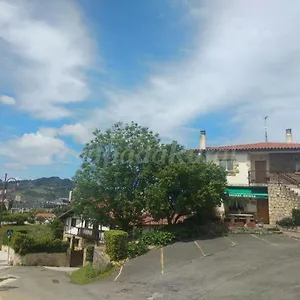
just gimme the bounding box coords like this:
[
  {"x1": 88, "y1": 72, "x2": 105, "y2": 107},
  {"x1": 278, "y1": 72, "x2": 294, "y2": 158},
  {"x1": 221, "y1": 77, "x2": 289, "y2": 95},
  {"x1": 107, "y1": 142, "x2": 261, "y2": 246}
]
[{"x1": 264, "y1": 116, "x2": 268, "y2": 142}]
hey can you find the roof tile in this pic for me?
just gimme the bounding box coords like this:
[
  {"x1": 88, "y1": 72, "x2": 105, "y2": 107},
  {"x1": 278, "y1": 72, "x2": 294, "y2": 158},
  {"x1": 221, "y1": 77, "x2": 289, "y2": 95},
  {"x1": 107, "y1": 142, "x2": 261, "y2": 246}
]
[{"x1": 202, "y1": 142, "x2": 300, "y2": 151}]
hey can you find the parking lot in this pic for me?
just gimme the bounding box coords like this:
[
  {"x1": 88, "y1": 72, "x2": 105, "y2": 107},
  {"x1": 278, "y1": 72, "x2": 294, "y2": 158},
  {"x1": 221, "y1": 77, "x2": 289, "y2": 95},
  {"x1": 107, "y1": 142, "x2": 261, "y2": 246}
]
[
  {"x1": 108, "y1": 234, "x2": 300, "y2": 299},
  {"x1": 2, "y1": 234, "x2": 300, "y2": 300}
]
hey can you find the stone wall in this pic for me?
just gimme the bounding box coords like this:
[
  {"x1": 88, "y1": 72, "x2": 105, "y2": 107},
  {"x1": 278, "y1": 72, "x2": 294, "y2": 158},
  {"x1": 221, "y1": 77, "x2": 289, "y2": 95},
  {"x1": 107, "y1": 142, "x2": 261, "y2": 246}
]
[
  {"x1": 93, "y1": 245, "x2": 111, "y2": 270},
  {"x1": 13, "y1": 252, "x2": 68, "y2": 267},
  {"x1": 268, "y1": 184, "x2": 300, "y2": 225}
]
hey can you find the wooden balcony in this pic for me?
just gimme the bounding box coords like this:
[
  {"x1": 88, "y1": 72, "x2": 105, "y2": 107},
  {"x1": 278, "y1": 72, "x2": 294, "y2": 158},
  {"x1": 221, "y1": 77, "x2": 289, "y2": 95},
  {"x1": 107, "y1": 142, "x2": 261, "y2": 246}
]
[{"x1": 77, "y1": 228, "x2": 99, "y2": 240}]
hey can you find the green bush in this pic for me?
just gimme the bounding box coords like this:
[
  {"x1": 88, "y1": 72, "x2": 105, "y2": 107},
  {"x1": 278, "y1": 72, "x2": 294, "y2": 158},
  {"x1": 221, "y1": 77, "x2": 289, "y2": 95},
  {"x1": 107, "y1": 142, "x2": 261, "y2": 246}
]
[
  {"x1": 48, "y1": 219, "x2": 64, "y2": 239},
  {"x1": 127, "y1": 241, "x2": 148, "y2": 258},
  {"x1": 104, "y1": 230, "x2": 128, "y2": 261},
  {"x1": 86, "y1": 245, "x2": 95, "y2": 262},
  {"x1": 3, "y1": 213, "x2": 28, "y2": 225},
  {"x1": 11, "y1": 233, "x2": 68, "y2": 256},
  {"x1": 276, "y1": 217, "x2": 294, "y2": 227},
  {"x1": 140, "y1": 230, "x2": 175, "y2": 246},
  {"x1": 292, "y1": 209, "x2": 300, "y2": 226}
]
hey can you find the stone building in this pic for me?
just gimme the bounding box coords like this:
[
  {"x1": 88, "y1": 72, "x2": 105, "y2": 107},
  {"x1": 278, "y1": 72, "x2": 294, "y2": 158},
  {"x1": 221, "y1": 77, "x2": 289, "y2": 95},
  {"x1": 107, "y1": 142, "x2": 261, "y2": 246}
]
[{"x1": 196, "y1": 129, "x2": 300, "y2": 225}]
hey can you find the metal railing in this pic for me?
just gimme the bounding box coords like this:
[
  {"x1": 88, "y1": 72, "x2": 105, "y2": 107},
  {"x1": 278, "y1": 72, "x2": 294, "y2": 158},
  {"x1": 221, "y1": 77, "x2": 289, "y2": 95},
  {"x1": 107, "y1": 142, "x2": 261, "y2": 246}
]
[{"x1": 248, "y1": 170, "x2": 300, "y2": 186}]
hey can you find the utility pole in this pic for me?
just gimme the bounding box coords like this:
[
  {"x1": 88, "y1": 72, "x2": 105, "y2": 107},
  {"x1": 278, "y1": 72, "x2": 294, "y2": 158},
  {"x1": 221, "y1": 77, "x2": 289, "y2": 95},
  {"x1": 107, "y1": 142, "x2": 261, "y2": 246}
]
[
  {"x1": 0, "y1": 174, "x2": 18, "y2": 227},
  {"x1": 264, "y1": 116, "x2": 268, "y2": 142}
]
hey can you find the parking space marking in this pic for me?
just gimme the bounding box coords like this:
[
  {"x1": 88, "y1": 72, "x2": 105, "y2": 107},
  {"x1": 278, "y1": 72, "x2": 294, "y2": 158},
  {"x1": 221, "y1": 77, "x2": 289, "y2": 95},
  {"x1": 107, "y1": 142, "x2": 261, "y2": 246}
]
[
  {"x1": 250, "y1": 234, "x2": 277, "y2": 245},
  {"x1": 114, "y1": 265, "x2": 123, "y2": 281},
  {"x1": 160, "y1": 247, "x2": 164, "y2": 275},
  {"x1": 224, "y1": 236, "x2": 236, "y2": 246},
  {"x1": 194, "y1": 240, "x2": 206, "y2": 256}
]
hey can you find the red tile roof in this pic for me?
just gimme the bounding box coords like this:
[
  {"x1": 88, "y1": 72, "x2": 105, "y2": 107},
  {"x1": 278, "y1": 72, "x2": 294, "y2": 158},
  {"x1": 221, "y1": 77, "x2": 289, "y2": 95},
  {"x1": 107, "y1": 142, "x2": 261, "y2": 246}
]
[
  {"x1": 200, "y1": 142, "x2": 300, "y2": 152},
  {"x1": 36, "y1": 213, "x2": 56, "y2": 219}
]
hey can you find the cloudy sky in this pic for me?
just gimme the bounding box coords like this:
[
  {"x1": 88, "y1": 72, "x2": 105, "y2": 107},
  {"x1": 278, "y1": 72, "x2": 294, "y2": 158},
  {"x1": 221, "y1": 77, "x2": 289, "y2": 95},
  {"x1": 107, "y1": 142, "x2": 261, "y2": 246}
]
[{"x1": 1, "y1": 0, "x2": 300, "y2": 179}]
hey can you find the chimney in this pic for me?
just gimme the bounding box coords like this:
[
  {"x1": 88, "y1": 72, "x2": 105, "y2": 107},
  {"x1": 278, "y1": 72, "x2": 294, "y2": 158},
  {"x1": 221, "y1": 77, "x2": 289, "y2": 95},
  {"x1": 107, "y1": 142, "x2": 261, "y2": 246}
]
[
  {"x1": 68, "y1": 190, "x2": 73, "y2": 202},
  {"x1": 200, "y1": 130, "x2": 206, "y2": 150},
  {"x1": 286, "y1": 129, "x2": 293, "y2": 143}
]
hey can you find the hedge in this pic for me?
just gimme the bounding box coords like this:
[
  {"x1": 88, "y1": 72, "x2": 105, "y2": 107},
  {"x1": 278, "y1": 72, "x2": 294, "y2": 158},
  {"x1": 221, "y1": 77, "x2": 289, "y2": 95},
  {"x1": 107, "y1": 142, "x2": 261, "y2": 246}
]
[
  {"x1": 11, "y1": 233, "x2": 69, "y2": 256},
  {"x1": 104, "y1": 230, "x2": 128, "y2": 261},
  {"x1": 86, "y1": 245, "x2": 95, "y2": 262}
]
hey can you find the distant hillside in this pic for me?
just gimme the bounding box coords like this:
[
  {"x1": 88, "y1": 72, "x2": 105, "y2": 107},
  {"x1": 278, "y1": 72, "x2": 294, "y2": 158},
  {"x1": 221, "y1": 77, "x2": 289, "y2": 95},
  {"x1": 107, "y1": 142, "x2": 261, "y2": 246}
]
[{"x1": 0, "y1": 177, "x2": 74, "y2": 202}]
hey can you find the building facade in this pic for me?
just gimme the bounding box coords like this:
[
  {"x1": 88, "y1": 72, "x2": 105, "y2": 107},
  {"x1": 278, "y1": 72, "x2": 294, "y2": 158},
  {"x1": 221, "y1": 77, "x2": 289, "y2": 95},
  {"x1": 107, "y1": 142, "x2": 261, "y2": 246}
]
[
  {"x1": 198, "y1": 129, "x2": 300, "y2": 225},
  {"x1": 58, "y1": 210, "x2": 109, "y2": 249}
]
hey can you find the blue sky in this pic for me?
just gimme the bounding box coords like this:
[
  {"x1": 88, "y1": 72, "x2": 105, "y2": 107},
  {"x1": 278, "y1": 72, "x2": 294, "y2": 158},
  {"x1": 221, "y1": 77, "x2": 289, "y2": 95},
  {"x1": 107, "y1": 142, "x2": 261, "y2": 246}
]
[{"x1": 1, "y1": 0, "x2": 300, "y2": 180}]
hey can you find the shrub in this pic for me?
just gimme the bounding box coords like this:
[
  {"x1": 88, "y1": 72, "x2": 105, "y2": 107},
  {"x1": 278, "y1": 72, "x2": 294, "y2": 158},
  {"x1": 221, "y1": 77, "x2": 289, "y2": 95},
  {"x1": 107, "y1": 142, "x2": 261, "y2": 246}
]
[
  {"x1": 11, "y1": 233, "x2": 35, "y2": 256},
  {"x1": 3, "y1": 213, "x2": 28, "y2": 225},
  {"x1": 292, "y1": 209, "x2": 300, "y2": 226},
  {"x1": 276, "y1": 217, "x2": 294, "y2": 227},
  {"x1": 49, "y1": 219, "x2": 64, "y2": 239},
  {"x1": 140, "y1": 230, "x2": 175, "y2": 246},
  {"x1": 127, "y1": 241, "x2": 148, "y2": 258},
  {"x1": 11, "y1": 233, "x2": 68, "y2": 256},
  {"x1": 86, "y1": 245, "x2": 95, "y2": 262},
  {"x1": 104, "y1": 230, "x2": 128, "y2": 261}
]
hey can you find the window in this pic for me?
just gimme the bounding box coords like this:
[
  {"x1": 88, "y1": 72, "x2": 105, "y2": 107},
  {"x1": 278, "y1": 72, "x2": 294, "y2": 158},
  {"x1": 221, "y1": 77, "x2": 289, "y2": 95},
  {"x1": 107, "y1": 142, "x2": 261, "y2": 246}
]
[
  {"x1": 219, "y1": 159, "x2": 234, "y2": 172},
  {"x1": 71, "y1": 218, "x2": 77, "y2": 227}
]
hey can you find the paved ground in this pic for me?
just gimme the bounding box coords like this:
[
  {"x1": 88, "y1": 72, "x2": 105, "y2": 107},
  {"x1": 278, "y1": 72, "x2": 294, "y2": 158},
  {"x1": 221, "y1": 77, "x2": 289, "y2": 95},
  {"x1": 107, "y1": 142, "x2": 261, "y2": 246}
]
[{"x1": 1, "y1": 234, "x2": 300, "y2": 299}]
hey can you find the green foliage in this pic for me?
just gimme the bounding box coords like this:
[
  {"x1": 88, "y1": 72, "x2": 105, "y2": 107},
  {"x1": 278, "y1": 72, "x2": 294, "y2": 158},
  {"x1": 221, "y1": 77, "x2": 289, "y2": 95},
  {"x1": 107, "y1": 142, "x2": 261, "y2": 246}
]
[
  {"x1": 86, "y1": 245, "x2": 95, "y2": 262},
  {"x1": 104, "y1": 230, "x2": 128, "y2": 261},
  {"x1": 140, "y1": 230, "x2": 175, "y2": 246},
  {"x1": 11, "y1": 233, "x2": 68, "y2": 256},
  {"x1": 27, "y1": 225, "x2": 53, "y2": 240},
  {"x1": 1, "y1": 224, "x2": 41, "y2": 246},
  {"x1": 49, "y1": 219, "x2": 64, "y2": 239},
  {"x1": 72, "y1": 122, "x2": 162, "y2": 231},
  {"x1": 292, "y1": 209, "x2": 300, "y2": 226},
  {"x1": 276, "y1": 217, "x2": 294, "y2": 227},
  {"x1": 127, "y1": 241, "x2": 148, "y2": 258},
  {"x1": 11, "y1": 233, "x2": 34, "y2": 255},
  {"x1": 146, "y1": 158, "x2": 227, "y2": 225},
  {"x1": 3, "y1": 213, "x2": 28, "y2": 225},
  {"x1": 70, "y1": 263, "x2": 114, "y2": 285}
]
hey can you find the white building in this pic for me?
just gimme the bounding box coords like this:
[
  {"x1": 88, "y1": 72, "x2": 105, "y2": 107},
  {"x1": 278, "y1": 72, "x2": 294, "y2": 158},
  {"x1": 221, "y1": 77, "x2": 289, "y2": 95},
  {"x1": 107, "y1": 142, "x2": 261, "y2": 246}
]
[
  {"x1": 58, "y1": 210, "x2": 109, "y2": 249},
  {"x1": 197, "y1": 129, "x2": 300, "y2": 225}
]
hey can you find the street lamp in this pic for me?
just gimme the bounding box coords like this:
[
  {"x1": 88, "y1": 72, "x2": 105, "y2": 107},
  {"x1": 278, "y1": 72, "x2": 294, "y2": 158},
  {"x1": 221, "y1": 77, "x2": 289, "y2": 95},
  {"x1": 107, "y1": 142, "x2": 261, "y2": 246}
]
[{"x1": 0, "y1": 173, "x2": 18, "y2": 227}]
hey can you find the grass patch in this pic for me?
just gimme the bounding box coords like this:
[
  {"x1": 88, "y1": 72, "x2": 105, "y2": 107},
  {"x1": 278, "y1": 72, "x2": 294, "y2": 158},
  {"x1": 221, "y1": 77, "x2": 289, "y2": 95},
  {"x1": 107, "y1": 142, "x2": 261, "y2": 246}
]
[
  {"x1": 0, "y1": 224, "x2": 43, "y2": 247},
  {"x1": 70, "y1": 264, "x2": 115, "y2": 285}
]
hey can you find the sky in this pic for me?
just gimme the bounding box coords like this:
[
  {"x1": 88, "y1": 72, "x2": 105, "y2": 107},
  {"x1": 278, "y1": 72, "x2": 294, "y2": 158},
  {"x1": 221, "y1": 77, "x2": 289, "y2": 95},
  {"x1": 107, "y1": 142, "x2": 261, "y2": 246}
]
[{"x1": 1, "y1": 0, "x2": 300, "y2": 180}]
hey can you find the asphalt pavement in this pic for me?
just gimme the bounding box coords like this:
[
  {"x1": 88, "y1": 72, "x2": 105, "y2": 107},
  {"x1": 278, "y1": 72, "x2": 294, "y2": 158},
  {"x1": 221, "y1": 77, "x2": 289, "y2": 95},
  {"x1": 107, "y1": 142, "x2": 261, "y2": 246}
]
[{"x1": 1, "y1": 234, "x2": 300, "y2": 299}]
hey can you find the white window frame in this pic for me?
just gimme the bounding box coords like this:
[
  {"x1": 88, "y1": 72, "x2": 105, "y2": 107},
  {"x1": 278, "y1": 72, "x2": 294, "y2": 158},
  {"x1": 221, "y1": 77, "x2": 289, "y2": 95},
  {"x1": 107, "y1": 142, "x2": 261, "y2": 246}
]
[{"x1": 219, "y1": 159, "x2": 234, "y2": 172}]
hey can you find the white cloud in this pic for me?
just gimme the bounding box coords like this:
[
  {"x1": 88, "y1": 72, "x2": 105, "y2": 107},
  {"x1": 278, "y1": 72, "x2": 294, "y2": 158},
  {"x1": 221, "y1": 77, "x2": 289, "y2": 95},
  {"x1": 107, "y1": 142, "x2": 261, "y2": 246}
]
[
  {"x1": 0, "y1": 0, "x2": 95, "y2": 119},
  {"x1": 0, "y1": 95, "x2": 16, "y2": 105},
  {"x1": 56, "y1": 0, "x2": 300, "y2": 146},
  {"x1": 0, "y1": 132, "x2": 71, "y2": 169}
]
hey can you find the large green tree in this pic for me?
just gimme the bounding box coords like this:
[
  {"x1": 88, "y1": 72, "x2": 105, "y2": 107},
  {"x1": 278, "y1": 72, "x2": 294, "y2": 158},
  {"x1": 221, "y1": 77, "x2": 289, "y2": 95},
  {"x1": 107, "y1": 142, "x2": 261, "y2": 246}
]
[
  {"x1": 145, "y1": 157, "x2": 227, "y2": 225},
  {"x1": 72, "y1": 122, "x2": 162, "y2": 231}
]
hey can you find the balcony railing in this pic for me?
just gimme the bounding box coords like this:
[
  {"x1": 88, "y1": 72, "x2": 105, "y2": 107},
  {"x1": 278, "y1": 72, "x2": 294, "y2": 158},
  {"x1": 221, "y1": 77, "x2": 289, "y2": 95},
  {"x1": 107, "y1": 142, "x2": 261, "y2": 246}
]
[
  {"x1": 248, "y1": 170, "x2": 300, "y2": 186},
  {"x1": 77, "y1": 228, "x2": 99, "y2": 240}
]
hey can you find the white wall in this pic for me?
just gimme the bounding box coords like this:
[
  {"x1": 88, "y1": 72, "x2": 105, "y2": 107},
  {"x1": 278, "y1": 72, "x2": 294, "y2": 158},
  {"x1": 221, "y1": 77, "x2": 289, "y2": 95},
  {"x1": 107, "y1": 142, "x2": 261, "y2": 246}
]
[
  {"x1": 64, "y1": 217, "x2": 109, "y2": 236},
  {"x1": 206, "y1": 152, "x2": 250, "y2": 185}
]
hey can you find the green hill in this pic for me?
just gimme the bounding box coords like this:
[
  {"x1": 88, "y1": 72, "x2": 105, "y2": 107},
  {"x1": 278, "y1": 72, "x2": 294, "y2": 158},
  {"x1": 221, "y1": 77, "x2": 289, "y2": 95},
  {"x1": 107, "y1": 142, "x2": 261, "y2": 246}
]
[{"x1": 0, "y1": 177, "x2": 74, "y2": 202}]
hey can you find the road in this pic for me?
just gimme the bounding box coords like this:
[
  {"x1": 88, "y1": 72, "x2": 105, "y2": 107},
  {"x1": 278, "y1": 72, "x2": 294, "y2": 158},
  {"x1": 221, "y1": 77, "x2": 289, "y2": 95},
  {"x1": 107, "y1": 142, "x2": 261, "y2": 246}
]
[{"x1": 1, "y1": 234, "x2": 300, "y2": 299}]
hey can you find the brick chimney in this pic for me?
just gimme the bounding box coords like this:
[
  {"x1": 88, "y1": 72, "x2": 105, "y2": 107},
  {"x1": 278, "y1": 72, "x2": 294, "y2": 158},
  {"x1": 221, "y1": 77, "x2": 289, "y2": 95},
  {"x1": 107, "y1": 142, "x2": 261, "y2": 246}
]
[
  {"x1": 200, "y1": 130, "x2": 206, "y2": 150},
  {"x1": 286, "y1": 129, "x2": 293, "y2": 143}
]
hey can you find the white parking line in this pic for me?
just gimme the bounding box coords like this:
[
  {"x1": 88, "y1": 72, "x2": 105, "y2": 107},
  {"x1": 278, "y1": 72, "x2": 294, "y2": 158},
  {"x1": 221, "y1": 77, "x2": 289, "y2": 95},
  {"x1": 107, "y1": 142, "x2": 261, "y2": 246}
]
[
  {"x1": 250, "y1": 234, "x2": 277, "y2": 246},
  {"x1": 224, "y1": 236, "x2": 236, "y2": 246},
  {"x1": 194, "y1": 240, "x2": 206, "y2": 256}
]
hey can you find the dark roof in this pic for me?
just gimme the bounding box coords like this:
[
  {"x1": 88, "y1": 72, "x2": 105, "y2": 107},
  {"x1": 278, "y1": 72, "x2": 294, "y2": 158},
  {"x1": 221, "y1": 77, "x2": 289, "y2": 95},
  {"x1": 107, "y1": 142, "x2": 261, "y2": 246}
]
[
  {"x1": 196, "y1": 142, "x2": 300, "y2": 152},
  {"x1": 57, "y1": 209, "x2": 74, "y2": 219}
]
